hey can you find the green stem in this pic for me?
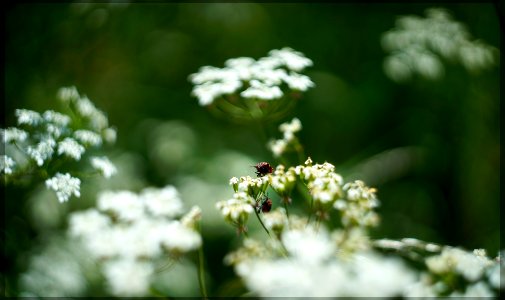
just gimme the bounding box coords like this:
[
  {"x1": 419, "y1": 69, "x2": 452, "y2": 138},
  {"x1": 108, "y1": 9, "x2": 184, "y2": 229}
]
[
  {"x1": 197, "y1": 222, "x2": 208, "y2": 300},
  {"x1": 254, "y1": 208, "x2": 271, "y2": 237}
]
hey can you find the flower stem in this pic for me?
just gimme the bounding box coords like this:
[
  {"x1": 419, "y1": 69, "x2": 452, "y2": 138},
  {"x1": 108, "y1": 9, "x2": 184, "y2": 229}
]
[
  {"x1": 197, "y1": 222, "x2": 208, "y2": 300},
  {"x1": 254, "y1": 208, "x2": 271, "y2": 237}
]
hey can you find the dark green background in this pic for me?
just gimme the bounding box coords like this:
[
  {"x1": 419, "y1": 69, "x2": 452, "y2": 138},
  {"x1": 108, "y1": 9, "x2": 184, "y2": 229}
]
[{"x1": 3, "y1": 2, "x2": 501, "y2": 296}]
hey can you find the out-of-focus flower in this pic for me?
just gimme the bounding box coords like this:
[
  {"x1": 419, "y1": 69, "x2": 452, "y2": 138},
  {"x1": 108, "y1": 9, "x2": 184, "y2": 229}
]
[
  {"x1": 382, "y1": 8, "x2": 498, "y2": 82},
  {"x1": 90, "y1": 156, "x2": 117, "y2": 178}
]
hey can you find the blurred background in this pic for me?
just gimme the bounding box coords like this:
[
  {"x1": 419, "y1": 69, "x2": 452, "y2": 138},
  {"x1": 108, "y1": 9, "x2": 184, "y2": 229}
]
[{"x1": 3, "y1": 2, "x2": 500, "y2": 296}]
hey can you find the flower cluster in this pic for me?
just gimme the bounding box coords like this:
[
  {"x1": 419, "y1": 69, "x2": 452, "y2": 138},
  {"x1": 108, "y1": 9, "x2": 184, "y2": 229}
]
[
  {"x1": 68, "y1": 185, "x2": 202, "y2": 297},
  {"x1": 268, "y1": 117, "x2": 303, "y2": 158},
  {"x1": 218, "y1": 157, "x2": 380, "y2": 238},
  {"x1": 225, "y1": 224, "x2": 418, "y2": 297},
  {"x1": 1, "y1": 86, "x2": 117, "y2": 202},
  {"x1": 189, "y1": 48, "x2": 314, "y2": 106},
  {"x1": 382, "y1": 8, "x2": 498, "y2": 82}
]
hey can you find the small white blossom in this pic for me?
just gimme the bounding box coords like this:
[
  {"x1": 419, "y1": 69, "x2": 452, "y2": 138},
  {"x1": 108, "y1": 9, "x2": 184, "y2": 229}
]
[
  {"x1": 75, "y1": 96, "x2": 97, "y2": 118},
  {"x1": 283, "y1": 226, "x2": 335, "y2": 265},
  {"x1": 426, "y1": 247, "x2": 493, "y2": 281},
  {"x1": 240, "y1": 80, "x2": 282, "y2": 100},
  {"x1": 68, "y1": 208, "x2": 111, "y2": 238},
  {"x1": 279, "y1": 117, "x2": 302, "y2": 141},
  {"x1": 97, "y1": 190, "x2": 145, "y2": 221},
  {"x1": 268, "y1": 139, "x2": 287, "y2": 158},
  {"x1": 181, "y1": 205, "x2": 202, "y2": 229},
  {"x1": 1, "y1": 155, "x2": 16, "y2": 174},
  {"x1": 74, "y1": 130, "x2": 102, "y2": 146},
  {"x1": 90, "y1": 156, "x2": 117, "y2": 178},
  {"x1": 103, "y1": 127, "x2": 117, "y2": 144},
  {"x1": 160, "y1": 221, "x2": 202, "y2": 252},
  {"x1": 57, "y1": 138, "x2": 85, "y2": 161},
  {"x1": 42, "y1": 110, "x2": 71, "y2": 127},
  {"x1": 27, "y1": 138, "x2": 56, "y2": 166},
  {"x1": 216, "y1": 193, "x2": 255, "y2": 223},
  {"x1": 140, "y1": 185, "x2": 184, "y2": 218},
  {"x1": 15, "y1": 109, "x2": 43, "y2": 126},
  {"x1": 283, "y1": 72, "x2": 315, "y2": 91},
  {"x1": 1, "y1": 127, "x2": 28, "y2": 143},
  {"x1": 268, "y1": 47, "x2": 313, "y2": 72},
  {"x1": 57, "y1": 86, "x2": 80, "y2": 103},
  {"x1": 45, "y1": 173, "x2": 81, "y2": 203},
  {"x1": 102, "y1": 258, "x2": 153, "y2": 297}
]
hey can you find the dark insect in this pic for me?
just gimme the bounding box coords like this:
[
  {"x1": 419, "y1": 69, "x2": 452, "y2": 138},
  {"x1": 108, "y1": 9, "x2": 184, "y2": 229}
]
[
  {"x1": 257, "y1": 197, "x2": 272, "y2": 213},
  {"x1": 254, "y1": 162, "x2": 273, "y2": 177}
]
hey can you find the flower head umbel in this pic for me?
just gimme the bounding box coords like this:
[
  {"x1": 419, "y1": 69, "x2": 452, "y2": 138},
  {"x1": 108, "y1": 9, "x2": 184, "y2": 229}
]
[
  {"x1": 45, "y1": 173, "x2": 81, "y2": 203},
  {"x1": 382, "y1": 8, "x2": 498, "y2": 82},
  {"x1": 189, "y1": 48, "x2": 314, "y2": 123},
  {"x1": 2, "y1": 86, "x2": 117, "y2": 202},
  {"x1": 68, "y1": 185, "x2": 203, "y2": 297}
]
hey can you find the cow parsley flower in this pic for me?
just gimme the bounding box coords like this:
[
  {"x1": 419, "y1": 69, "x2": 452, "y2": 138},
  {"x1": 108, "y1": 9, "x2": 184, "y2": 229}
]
[
  {"x1": 1, "y1": 127, "x2": 28, "y2": 143},
  {"x1": 16, "y1": 109, "x2": 43, "y2": 126},
  {"x1": 45, "y1": 173, "x2": 81, "y2": 203},
  {"x1": 102, "y1": 258, "x2": 154, "y2": 297},
  {"x1": 1, "y1": 155, "x2": 16, "y2": 174},
  {"x1": 68, "y1": 185, "x2": 203, "y2": 296},
  {"x1": 57, "y1": 138, "x2": 85, "y2": 161},
  {"x1": 268, "y1": 118, "x2": 303, "y2": 157},
  {"x1": 140, "y1": 185, "x2": 184, "y2": 218},
  {"x1": 189, "y1": 47, "x2": 314, "y2": 106},
  {"x1": 90, "y1": 156, "x2": 117, "y2": 178},
  {"x1": 74, "y1": 130, "x2": 102, "y2": 146},
  {"x1": 43, "y1": 110, "x2": 71, "y2": 127},
  {"x1": 382, "y1": 7, "x2": 498, "y2": 82},
  {"x1": 27, "y1": 138, "x2": 56, "y2": 166}
]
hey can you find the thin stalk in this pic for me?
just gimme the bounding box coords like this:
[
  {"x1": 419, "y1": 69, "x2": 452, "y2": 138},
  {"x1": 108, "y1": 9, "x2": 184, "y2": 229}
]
[
  {"x1": 254, "y1": 208, "x2": 271, "y2": 237},
  {"x1": 197, "y1": 222, "x2": 208, "y2": 300}
]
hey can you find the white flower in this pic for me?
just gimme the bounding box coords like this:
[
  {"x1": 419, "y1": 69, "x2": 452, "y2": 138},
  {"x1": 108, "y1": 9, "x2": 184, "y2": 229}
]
[
  {"x1": 45, "y1": 173, "x2": 81, "y2": 203},
  {"x1": 103, "y1": 127, "x2": 117, "y2": 144},
  {"x1": 58, "y1": 138, "x2": 85, "y2": 161},
  {"x1": 97, "y1": 190, "x2": 145, "y2": 221},
  {"x1": 282, "y1": 226, "x2": 335, "y2": 265},
  {"x1": 102, "y1": 258, "x2": 153, "y2": 297},
  {"x1": 268, "y1": 139, "x2": 287, "y2": 157},
  {"x1": 68, "y1": 208, "x2": 111, "y2": 238},
  {"x1": 42, "y1": 110, "x2": 71, "y2": 127},
  {"x1": 57, "y1": 86, "x2": 80, "y2": 103},
  {"x1": 279, "y1": 117, "x2": 302, "y2": 141},
  {"x1": 283, "y1": 72, "x2": 315, "y2": 91},
  {"x1": 344, "y1": 252, "x2": 417, "y2": 297},
  {"x1": 216, "y1": 193, "x2": 255, "y2": 223},
  {"x1": 74, "y1": 130, "x2": 102, "y2": 146},
  {"x1": 75, "y1": 96, "x2": 97, "y2": 118},
  {"x1": 189, "y1": 47, "x2": 314, "y2": 106},
  {"x1": 27, "y1": 138, "x2": 56, "y2": 166},
  {"x1": 426, "y1": 247, "x2": 492, "y2": 281},
  {"x1": 268, "y1": 47, "x2": 313, "y2": 72},
  {"x1": 1, "y1": 155, "x2": 16, "y2": 174},
  {"x1": 15, "y1": 109, "x2": 43, "y2": 126},
  {"x1": 451, "y1": 282, "x2": 494, "y2": 297},
  {"x1": 159, "y1": 221, "x2": 202, "y2": 252},
  {"x1": 240, "y1": 80, "x2": 282, "y2": 100},
  {"x1": 181, "y1": 205, "x2": 202, "y2": 229},
  {"x1": 90, "y1": 156, "x2": 117, "y2": 178},
  {"x1": 1, "y1": 127, "x2": 28, "y2": 143},
  {"x1": 140, "y1": 185, "x2": 184, "y2": 218}
]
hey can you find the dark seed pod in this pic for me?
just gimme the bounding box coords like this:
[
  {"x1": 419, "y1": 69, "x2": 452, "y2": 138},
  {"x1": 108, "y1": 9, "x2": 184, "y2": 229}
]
[{"x1": 254, "y1": 162, "x2": 273, "y2": 177}]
